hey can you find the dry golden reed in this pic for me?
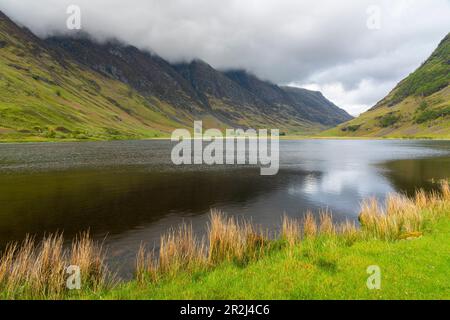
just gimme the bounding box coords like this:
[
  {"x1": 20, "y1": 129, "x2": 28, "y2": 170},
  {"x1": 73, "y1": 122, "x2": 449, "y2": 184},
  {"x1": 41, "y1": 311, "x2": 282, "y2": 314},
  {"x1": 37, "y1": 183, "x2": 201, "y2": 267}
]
[
  {"x1": 208, "y1": 210, "x2": 266, "y2": 264},
  {"x1": 136, "y1": 244, "x2": 158, "y2": 284},
  {"x1": 281, "y1": 214, "x2": 301, "y2": 247},
  {"x1": 0, "y1": 232, "x2": 109, "y2": 299},
  {"x1": 303, "y1": 211, "x2": 317, "y2": 239},
  {"x1": 359, "y1": 181, "x2": 450, "y2": 240},
  {"x1": 441, "y1": 180, "x2": 450, "y2": 200},
  {"x1": 70, "y1": 231, "x2": 108, "y2": 290},
  {"x1": 159, "y1": 223, "x2": 206, "y2": 275},
  {"x1": 318, "y1": 209, "x2": 336, "y2": 236},
  {"x1": 338, "y1": 220, "x2": 359, "y2": 245}
]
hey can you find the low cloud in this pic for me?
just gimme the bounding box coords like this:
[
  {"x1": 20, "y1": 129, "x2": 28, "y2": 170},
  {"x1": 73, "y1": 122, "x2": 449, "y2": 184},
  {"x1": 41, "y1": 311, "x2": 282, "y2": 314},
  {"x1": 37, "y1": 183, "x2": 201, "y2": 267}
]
[{"x1": 1, "y1": 0, "x2": 449, "y2": 115}]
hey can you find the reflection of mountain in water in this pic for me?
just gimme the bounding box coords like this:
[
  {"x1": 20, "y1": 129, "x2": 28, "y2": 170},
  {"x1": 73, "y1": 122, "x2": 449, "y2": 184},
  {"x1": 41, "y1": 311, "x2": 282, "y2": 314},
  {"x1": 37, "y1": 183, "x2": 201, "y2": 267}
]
[
  {"x1": 380, "y1": 157, "x2": 450, "y2": 195},
  {"x1": 0, "y1": 168, "x2": 310, "y2": 247}
]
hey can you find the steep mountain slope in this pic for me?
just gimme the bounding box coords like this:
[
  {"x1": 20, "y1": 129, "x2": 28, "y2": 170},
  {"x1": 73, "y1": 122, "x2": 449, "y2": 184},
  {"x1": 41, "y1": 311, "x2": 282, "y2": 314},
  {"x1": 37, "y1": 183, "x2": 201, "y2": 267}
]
[
  {"x1": 325, "y1": 33, "x2": 450, "y2": 138},
  {"x1": 46, "y1": 36, "x2": 205, "y2": 113},
  {"x1": 173, "y1": 61, "x2": 339, "y2": 131},
  {"x1": 48, "y1": 36, "x2": 352, "y2": 131},
  {"x1": 281, "y1": 86, "x2": 353, "y2": 126},
  {"x1": 0, "y1": 11, "x2": 191, "y2": 141},
  {"x1": 0, "y1": 10, "x2": 351, "y2": 141},
  {"x1": 224, "y1": 70, "x2": 352, "y2": 126}
]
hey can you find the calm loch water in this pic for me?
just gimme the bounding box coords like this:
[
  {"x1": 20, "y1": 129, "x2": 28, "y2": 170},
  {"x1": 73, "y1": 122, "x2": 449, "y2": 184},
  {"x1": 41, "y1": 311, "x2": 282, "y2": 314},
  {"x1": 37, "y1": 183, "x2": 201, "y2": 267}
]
[{"x1": 0, "y1": 139, "x2": 449, "y2": 277}]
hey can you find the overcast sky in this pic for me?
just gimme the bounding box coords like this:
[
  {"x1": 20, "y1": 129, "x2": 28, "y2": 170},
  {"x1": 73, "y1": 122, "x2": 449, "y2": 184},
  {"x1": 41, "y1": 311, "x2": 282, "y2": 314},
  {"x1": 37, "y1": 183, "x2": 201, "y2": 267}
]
[{"x1": 1, "y1": 0, "x2": 449, "y2": 115}]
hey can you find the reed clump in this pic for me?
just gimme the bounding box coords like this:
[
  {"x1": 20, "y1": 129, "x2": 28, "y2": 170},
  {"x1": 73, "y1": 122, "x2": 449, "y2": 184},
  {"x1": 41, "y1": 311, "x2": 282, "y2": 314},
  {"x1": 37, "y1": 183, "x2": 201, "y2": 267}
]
[
  {"x1": 0, "y1": 232, "x2": 109, "y2": 299},
  {"x1": 70, "y1": 232, "x2": 109, "y2": 291},
  {"x1": 359, "y1": 181, "x2": 450, "y2": 240},
  {"x1": 136, "y1": 223, "x2": 207, "y2": 282},
  {"x1": 281, "y1": 215, "x2": 301, "y2": 247},
  {"x1": 303, "y1": 211, "x2": 317, "y2": 239},
  {"x1": 136, "y1": 211, "x2": 269, "y2": 282},
  {"x1": 208, "y1": 210, "x2": 268, "y2": 264},
  {"x1": 338, "y1": 220, "x2": 359, "y2": 245},
  {"x1": 159, "y1": 223, "x2": 206, "y2": 275},
  {"x1": 319, "y1": 210, "x2": 336, "y2": 237},
  {"x1": 136, "y1": 245, "x2": 158, "y2": 285}
]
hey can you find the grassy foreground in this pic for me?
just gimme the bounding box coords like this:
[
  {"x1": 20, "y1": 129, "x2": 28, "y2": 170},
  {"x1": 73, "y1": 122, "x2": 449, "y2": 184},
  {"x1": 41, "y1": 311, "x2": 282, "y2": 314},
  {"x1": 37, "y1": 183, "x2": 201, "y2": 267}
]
[
  {"x1": 105, "y1": 219, "x2": 449, "y2": 300},
  {"x1": 1, "y1": 183, "x2": 449, "y2": 300}
]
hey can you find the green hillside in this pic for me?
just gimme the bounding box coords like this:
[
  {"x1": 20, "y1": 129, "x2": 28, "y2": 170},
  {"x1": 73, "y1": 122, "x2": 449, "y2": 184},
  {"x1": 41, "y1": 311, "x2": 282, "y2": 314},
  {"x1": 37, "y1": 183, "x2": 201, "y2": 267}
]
[
  {"x1": 324, "y1": 33, "x2": 450, "y2": 139},
  {"x1": 0, "y1": 12, "x2": 196, "y2": 142},
  {"x1": 0, "y1": 11, "x2": 352, "y2": 142}
]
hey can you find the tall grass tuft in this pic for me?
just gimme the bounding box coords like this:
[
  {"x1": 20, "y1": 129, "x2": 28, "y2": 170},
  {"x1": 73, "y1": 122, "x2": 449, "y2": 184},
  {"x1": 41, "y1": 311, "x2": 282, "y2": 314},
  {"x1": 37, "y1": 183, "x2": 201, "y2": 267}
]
[
  {"x1": 208, "y1": 210, "x2": 267, "y2": 264},
  {"x1": 159, "y1": 223, "x2": 206, "y2": 275},
  {"x1": 338, "y1": 220, "x2": 359, "y2": 245},
  {"x1": 318, "y1": 210, "x2": 335, "y2": 237},
  {"x1": 358, "y1": 184, "x2": 450, "y2": 241},
  {"x1": 281, "y1": 215, "x2": 301, "y2": 247},
  {"x1": 70, "y1": 231, "x2": 109, "y2": 291},
  {"x1": 136, "y1": 212, "x2": 268, "y2": 281},
  {"x1": 0, "y1": 232, "x2": 109, "y2": 299},
  {"x1": 303, "y1": 211, "x2": 317, "y2": 239},
  {"x1": 136, "y1": 244, "x2": 158, "y2": 285},
  {"x1": 414, "y1": 189, "x2": 429, "y2": 209},
  {"x1": 441, "y1": 180, "x2": 450, "y2": 201}
]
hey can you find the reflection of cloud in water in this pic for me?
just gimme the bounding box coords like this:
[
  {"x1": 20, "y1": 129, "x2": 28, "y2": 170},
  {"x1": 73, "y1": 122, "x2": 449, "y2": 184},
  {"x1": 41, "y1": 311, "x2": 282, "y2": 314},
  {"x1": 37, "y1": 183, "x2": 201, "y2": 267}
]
[{"x1": 288, "y1": 168, "x2": 396, "y2": 215}]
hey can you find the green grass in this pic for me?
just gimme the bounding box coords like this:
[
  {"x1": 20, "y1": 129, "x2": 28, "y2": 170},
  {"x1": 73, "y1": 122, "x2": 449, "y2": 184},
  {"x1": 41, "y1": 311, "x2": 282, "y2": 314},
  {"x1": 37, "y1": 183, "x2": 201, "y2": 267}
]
[
  {"x1": 99, "y1": 217, "x2": 449, "y2": 300},
  {"x1": 322, "y1": 86, "x2": 450, "y2": 139}
]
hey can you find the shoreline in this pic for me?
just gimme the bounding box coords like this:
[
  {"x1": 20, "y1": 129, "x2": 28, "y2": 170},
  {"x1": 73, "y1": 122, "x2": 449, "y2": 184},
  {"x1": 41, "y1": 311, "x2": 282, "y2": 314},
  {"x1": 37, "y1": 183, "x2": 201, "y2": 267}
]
[{"x1": 1, "y1": 135, "x2": 449, "y2": 144}]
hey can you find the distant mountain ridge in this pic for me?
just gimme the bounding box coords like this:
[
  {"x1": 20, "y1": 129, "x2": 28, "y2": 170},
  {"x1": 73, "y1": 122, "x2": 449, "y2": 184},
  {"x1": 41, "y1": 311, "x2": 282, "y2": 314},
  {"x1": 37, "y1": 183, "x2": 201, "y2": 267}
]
[
  {"x1": 0, "y1": 10, "x2": 352, "y2": 141},
  {"x1": 47, "y1": 36, "x2": 352, "y2": 128},
  {"x1": 325, "y1": 32, "x2": 450, "y2": 138}
]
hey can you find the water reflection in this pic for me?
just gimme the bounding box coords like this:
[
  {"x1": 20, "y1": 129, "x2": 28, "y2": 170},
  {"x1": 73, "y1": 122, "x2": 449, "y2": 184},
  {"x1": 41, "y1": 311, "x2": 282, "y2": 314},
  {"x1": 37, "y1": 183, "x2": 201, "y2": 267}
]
[
  {"x1": 0, "y1": 139, "x2": 449, "y2": 277},
  {"x1": 381, "y1": 157, "x2": 450, "y2": 195}
]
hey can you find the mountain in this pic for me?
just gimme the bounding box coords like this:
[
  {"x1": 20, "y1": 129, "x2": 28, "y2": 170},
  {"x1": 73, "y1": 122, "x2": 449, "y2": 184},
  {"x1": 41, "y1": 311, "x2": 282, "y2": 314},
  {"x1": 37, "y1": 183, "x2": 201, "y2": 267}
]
[
  {"x1": 0, "y1": 10, "x2": 351, "y2": 141},
  {"x1": 281, "y1": 86, "x2": 353, "y2": 126},
  {"x1": 0, "y1": 11, "x2": 188, "y2": 141},
  {"x1": 48, "y1": 37, "x2": 352, "y2": 131},
  {"x1": 324, "y1": 33, "x2": 450, "y2": 138},
  {"x1": 224, "y1": 70, "x2": 352, "y2": 126},
  {"x1": 45, "y1": 36, "x2": 205, "y2": 113}
]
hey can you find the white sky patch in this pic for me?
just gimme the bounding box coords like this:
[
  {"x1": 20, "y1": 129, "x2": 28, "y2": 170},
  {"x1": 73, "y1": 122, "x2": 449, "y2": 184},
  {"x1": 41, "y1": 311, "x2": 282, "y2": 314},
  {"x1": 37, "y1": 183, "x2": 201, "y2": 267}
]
[
  {"x1": 1, "y1": 0, "x2": 449, "y2": 114},
  {"x1": 291, "y1": 80, "x2": 397, "y2": 116}
]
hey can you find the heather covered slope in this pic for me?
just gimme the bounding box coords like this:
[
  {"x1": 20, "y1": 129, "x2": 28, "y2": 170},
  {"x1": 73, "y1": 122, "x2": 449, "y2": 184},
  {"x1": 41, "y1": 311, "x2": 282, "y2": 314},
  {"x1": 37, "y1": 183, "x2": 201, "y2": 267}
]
[{"x1": 324, "y1": 33, "x2": 450, "y2": 139}]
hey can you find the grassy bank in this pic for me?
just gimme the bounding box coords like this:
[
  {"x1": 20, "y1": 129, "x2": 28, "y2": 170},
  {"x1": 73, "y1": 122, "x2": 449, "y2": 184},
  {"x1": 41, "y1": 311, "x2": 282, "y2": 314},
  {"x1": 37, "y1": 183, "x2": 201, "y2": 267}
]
[
  {"x1": 106, "y1": 218, "x2": 449, "y2": 300},
  {"x1": 1, "y1": 183, "x2": 449, "y2": 300}
]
